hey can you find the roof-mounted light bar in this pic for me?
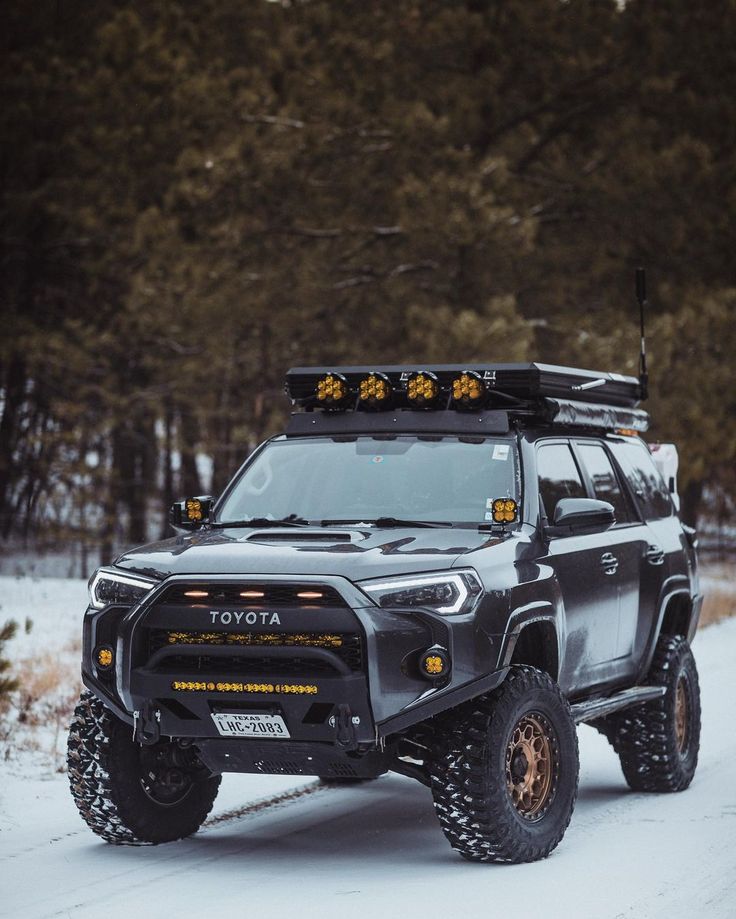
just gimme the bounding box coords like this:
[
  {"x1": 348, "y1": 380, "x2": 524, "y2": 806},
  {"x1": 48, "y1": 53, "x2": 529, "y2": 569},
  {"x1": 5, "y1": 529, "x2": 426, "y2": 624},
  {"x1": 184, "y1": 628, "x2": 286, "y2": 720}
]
[{"x1": 284, "y1": 363, "x2": 647, "y2": 432}]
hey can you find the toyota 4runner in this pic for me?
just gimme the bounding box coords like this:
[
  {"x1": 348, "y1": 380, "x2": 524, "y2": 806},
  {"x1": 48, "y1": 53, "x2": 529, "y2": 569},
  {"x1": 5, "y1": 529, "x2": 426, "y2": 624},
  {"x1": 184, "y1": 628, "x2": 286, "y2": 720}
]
[{"x1": 68, "y1": 363, "x2": 702, "y2": 863}]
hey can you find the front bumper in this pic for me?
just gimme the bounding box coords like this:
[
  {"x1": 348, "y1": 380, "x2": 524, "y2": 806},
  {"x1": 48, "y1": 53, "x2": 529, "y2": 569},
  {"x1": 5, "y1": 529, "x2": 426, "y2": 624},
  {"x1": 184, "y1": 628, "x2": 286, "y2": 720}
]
[{"x1": 82, "y1": 573, "x2": 506, "y2": 773}]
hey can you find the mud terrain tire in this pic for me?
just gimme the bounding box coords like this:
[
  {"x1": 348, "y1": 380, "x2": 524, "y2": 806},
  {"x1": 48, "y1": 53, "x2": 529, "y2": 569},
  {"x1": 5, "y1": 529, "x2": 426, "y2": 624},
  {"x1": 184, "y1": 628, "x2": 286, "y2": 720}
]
[
  {"x1": 429, "y1": 666, "x2": 579, "y2": 864},
  {"x1": 67, "y1": 691, "x2": 221, "y2": 844},
  {"x1": 614, "y1": 635, "x2": 701, "y2": 792}
]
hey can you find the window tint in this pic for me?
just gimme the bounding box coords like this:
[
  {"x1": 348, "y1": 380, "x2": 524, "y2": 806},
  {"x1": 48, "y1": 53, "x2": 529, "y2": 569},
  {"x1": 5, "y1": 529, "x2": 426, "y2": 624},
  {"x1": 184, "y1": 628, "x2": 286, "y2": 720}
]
[
  {"x1": 576, "y1": 443, "x2": 631, "y2": 524},
  {"x1": 537, "y1": 443, "x2": 586, "y2": 519},
  {"x1": 610, "y1": 440, "x2": 673, "y2": 520}
]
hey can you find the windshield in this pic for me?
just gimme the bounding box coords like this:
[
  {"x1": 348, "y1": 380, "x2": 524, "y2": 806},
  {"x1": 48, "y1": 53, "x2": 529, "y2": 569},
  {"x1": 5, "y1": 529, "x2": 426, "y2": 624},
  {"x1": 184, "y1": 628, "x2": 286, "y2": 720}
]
[{"x1": 217, "y1": 435, "x2": 520, "y2": 527}]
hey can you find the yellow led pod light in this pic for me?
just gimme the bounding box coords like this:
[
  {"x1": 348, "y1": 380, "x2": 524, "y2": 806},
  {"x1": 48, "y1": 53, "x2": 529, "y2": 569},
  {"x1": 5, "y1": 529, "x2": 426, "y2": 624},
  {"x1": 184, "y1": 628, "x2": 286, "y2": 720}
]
[
  {"x1": 451, "y1": 370, "x2": 486, "y2": 409},
  {"x1": 315, "y1": 372, "x2": 350, "y2": 409},
  {"x1": 406, "y1": 370, "x2": 441, "y2": 408},
  {"x1": 358, "y1": 372, "x2": 392, "y2": 409},
  {"x1": 492, "y1": 498, "x2": 518, "y2": 524}
]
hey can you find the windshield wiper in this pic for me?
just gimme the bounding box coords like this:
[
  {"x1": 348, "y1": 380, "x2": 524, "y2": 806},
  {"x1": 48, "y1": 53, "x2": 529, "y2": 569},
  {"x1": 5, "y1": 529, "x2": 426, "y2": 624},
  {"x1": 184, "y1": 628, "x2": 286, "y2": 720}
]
[
  {"x1": 212, "y1": 514, "x2": 310, "y2": 529},
  {"x1": 321, "y1": 516, "x2": 450, "y2": 529}
]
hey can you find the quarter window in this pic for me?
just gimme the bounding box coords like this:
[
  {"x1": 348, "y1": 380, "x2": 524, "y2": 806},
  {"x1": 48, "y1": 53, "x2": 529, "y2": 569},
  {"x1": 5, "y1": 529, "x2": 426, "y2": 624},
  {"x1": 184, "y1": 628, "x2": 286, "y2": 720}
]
[
  {"x1": 610, "y1": 440, "x2": 673, "y2": 520},
  {"x1": 537, "y1": 443, "x2": 586, "y2": 520}
]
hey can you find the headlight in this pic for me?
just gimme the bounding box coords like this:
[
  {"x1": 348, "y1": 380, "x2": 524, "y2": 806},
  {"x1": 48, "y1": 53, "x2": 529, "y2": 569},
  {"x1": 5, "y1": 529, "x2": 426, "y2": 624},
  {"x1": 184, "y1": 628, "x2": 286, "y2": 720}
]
[
  {"x1": 88, "y1": 568, "x2": 157, "y2": 610},
  {"x1": 359, "y1": 569, "x2": 483, "y2": 615}
]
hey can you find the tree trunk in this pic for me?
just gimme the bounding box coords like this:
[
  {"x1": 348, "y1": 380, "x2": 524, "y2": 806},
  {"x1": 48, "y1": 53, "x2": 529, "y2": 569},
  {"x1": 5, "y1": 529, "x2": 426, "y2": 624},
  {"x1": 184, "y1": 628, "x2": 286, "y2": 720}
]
[
  {"x1": 178, "y1": 405, "x2": 202, "y2": 496},
  {"x1": 680, "y1": 479, "x2": 703, "y2": 529},
  {"x1": 161, "y1": 399, "x2": 174, "y2": 538},
  {"x1": 0, "y1": 354, "x2": 27, "y2": 537}
]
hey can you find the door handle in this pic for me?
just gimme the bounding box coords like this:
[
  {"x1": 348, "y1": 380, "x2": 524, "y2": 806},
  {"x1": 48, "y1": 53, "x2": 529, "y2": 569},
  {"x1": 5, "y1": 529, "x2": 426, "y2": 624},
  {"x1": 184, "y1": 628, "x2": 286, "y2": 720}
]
[
  {"x1": 646, "y1": 544, "x2": 665, "y2": 565},
  {"x1": 600, "y1": 552, "x2": 619, "y2": 575}
]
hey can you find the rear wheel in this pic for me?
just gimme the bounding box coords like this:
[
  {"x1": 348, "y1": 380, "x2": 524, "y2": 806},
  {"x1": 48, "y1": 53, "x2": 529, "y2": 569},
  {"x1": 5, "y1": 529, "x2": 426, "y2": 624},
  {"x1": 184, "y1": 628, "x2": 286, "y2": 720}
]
[
  {"x1": 429, "y1": 666, "x2": 579, "y2": 863},
  {"x1": 614, "y1": 635, "x2": 701, "y2": 792},
  {"x1": 67, "y1": 691, "x2": 221, "y2": 844}
]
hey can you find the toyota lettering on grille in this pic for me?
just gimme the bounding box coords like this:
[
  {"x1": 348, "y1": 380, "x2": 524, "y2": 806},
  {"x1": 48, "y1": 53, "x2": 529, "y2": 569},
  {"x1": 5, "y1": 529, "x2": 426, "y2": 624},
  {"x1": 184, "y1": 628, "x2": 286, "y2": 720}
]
[{"x1": 209, "y1": 610, "x2": 282, "y2": 626}]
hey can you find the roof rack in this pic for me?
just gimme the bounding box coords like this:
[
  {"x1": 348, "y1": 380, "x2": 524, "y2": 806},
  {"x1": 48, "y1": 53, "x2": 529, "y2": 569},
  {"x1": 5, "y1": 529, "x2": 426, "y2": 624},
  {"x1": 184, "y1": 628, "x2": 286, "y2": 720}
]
[{"x1": 284, "y1": 363, "x2": 649, "y2": 433}]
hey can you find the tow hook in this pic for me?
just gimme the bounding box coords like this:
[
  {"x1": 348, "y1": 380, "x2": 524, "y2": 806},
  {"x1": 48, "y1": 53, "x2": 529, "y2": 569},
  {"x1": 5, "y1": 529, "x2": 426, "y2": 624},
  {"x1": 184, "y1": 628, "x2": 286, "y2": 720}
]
[
  {"x1": 330, "y1": 704, "x2": 357, "y2": 748},
  {"x1": 133, "y1": 701, "x2": 161, "y2": 746}
]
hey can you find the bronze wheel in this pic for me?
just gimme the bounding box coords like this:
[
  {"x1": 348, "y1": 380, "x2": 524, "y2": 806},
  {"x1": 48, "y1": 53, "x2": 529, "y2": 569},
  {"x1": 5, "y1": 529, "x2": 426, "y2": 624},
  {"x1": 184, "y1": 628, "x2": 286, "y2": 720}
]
[
  {"x1": 430, "y1": 667, "x2": 579, "y2": 863},
  {"x1": 505, "y1": 712, "x2": 558, "y2": 819},
  {"x1": 674, "y1": 675, "x2": 689, "y2": 754}
]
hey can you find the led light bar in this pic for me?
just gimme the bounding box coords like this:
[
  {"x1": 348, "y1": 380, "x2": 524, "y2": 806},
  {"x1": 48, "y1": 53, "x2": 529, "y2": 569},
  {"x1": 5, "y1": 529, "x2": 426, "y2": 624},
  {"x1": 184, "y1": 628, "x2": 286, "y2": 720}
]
[
  {"x1": 166, "y1": 631, "x2": 344, "y2": 648},
  {"x1": 171, "y1": 680, "x2": 318, "y2": 694}
]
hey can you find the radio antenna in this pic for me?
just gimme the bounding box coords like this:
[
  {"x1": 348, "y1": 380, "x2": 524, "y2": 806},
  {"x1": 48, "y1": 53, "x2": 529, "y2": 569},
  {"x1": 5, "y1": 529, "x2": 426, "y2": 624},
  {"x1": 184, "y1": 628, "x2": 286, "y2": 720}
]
[{"x1": 635, "y1": 267, "x2": 649, "y2": 401}]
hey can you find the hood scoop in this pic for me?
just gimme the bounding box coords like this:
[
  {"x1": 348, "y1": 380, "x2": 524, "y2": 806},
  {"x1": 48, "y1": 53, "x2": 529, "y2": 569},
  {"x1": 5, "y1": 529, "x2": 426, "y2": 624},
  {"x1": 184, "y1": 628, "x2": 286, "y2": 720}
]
[{"x1": 246, "y1": 529, "x2": 364, "y2": 545}]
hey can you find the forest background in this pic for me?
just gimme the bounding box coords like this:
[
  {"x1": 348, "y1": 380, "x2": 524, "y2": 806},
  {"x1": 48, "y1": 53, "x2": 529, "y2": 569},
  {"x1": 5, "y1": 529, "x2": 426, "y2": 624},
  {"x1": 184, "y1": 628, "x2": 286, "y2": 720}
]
[{"x1": 2, "y1": 0, "x2": 735, "y2": 575}]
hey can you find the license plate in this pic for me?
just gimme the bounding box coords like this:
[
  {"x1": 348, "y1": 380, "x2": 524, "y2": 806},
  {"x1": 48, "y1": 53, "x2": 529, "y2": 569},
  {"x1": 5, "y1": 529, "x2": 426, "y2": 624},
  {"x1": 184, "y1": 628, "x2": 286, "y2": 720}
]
[{"x1": 211, "y1": 712, "x2": 290, "y2": 739}]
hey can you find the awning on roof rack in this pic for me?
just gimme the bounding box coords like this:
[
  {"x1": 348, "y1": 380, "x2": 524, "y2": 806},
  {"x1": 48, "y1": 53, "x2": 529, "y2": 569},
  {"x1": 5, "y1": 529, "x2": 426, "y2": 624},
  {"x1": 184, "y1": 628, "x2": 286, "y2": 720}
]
[{"x1": 541, "y1": 398, "x2": 649, "y2": 432}]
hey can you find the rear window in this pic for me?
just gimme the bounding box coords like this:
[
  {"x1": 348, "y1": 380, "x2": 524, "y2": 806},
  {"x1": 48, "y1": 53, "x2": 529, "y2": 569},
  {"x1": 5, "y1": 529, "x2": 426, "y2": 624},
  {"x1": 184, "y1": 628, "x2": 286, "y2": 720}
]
[{"x1": 610, "y1": 440, "x2": 673, "y2": 520}]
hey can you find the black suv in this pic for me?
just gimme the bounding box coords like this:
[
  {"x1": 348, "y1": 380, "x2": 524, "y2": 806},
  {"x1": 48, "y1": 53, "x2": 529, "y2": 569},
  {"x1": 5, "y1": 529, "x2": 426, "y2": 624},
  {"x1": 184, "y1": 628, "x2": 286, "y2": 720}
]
[{"x1": 68, "y1": 363, "x2": 702, "y2": 863}]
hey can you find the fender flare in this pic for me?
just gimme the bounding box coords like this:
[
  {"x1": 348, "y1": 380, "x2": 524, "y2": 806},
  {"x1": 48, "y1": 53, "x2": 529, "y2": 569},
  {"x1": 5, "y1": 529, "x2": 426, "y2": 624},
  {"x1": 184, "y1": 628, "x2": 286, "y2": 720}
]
[
  {"x1": 499, "y1": 600, "x2": 563, "y2": 679},
  {"x1": 638, "y1": 581, "x2": 697, "y2": 681}
]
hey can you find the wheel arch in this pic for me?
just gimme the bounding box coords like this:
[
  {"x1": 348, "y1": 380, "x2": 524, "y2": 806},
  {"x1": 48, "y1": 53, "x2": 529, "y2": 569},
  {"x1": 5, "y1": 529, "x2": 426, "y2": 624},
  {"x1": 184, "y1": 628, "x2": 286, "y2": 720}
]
[
  {"x1": 501, "y1": 602, "x2": 561, "y2": 682},
  {"x1": 638, "y1": 586, "x2": 700, "y2": 681}
]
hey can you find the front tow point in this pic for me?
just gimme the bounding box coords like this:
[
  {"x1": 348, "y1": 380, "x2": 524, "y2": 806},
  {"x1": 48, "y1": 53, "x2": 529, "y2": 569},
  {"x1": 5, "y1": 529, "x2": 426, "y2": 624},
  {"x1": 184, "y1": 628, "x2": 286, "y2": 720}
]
[
  {"x1": 330, "y1": 704, "x2": 357, "y2": 747},
  {"x1": 133, "y1": 701, "x2": 161, "y2": 745}
]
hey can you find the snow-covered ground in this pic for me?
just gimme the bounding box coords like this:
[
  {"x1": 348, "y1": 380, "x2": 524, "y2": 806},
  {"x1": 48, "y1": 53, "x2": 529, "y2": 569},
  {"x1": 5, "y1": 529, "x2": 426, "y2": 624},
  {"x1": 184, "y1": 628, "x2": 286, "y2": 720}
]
[{"x1": 1, "y1": 576, "x2": 735, "y2": 919}]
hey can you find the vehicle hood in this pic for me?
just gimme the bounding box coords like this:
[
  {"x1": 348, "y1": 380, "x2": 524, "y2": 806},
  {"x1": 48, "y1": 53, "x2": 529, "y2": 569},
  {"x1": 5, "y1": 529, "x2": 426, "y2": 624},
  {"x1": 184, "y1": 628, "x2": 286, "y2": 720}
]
[{"x1": 113, "y1": 526, "x2": 502, "y2": 583}]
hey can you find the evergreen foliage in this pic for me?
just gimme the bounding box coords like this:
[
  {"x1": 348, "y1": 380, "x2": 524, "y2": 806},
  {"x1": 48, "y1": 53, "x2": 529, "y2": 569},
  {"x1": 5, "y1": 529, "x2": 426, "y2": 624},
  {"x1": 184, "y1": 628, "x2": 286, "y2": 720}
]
[
  {"x1": 0, "y1": 621, "x2": 19, "y2": 701},
  {"x1": 2, "y1": 0, "x2": 734, "y2": 557}
]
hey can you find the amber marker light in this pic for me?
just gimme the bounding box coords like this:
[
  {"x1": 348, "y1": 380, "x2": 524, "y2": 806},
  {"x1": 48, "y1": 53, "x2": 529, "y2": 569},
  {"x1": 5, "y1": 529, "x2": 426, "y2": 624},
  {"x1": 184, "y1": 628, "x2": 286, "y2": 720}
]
[
  {"x1": 451, "y1": 370, "x2": 486, "y2": 408},
  {"x1": 239, "y1": 590, "x2": 265, "y2": 599},
  {"x1": 406, "y1": 370, "x2": 440, "y2": 408},
  {"x1": 492, "y1": 498, "x2": 518, "y2": 524},
  {"x1": 297, "y1": 590, "x2": 324, "y2": 600},
  {"x1": 315, "y1": 372, "x2": 350, "y2": 408},
  {"x1": 358, "y1": 372, "x2": 392, "y2": 409},
  {"x1": 184, "y1": 590, "x2": 209, "y2": 599}
]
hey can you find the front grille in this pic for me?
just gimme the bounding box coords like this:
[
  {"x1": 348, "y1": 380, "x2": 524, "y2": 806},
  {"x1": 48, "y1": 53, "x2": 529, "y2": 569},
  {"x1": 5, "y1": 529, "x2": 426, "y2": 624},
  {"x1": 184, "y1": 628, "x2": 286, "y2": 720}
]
[
  {"x1": 146, "y1": 629, "x2": 363, "y2": 676},
  {"x1": 158, "y1": 583, "x2": 346, "y2": 607}
]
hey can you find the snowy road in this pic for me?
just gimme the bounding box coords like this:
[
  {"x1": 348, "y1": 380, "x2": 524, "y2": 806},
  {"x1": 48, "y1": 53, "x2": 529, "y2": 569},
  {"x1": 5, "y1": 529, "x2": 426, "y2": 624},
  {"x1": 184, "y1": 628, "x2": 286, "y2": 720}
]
[{"x1": 2, "y1": 616, "x2": 736, "y2": 918}]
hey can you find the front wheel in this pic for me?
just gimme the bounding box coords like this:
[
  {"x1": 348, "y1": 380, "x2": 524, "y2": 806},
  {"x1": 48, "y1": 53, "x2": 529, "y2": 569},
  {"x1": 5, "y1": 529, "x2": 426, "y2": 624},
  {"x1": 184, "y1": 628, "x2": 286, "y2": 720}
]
[
  {"x1": 67, "y1": 691, "x2": 221, "y2": 845},
  {"x1": 430, "y1": 666, "x2": 579, "y2": 864}
]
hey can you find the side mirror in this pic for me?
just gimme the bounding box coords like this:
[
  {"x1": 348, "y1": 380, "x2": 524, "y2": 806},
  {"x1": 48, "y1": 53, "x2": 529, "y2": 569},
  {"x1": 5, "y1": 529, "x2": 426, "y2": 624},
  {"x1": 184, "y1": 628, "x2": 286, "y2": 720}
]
[
  {"x1": 545, "y1": 498, "x2": 615, "y2": 538},
  {"x1": 170, "y1": 495, "x2": 214, "y2": 532}
]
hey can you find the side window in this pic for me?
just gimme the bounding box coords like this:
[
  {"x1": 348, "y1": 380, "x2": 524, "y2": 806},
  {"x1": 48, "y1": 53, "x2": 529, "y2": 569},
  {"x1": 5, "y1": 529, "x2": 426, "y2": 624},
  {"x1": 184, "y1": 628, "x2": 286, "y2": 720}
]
[
  {"x1": 537, "y1": 443, "x2": 586, "y2": 520},
  {"x1": 610, "y1": 440, "x2": 673, "y2": 520},
  {"x1": 576, "y1": 442, "x2": 631, "y2": 524}
]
